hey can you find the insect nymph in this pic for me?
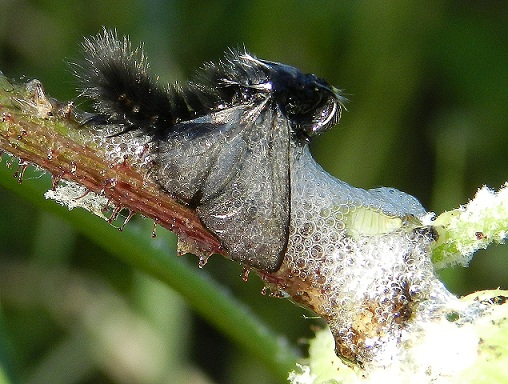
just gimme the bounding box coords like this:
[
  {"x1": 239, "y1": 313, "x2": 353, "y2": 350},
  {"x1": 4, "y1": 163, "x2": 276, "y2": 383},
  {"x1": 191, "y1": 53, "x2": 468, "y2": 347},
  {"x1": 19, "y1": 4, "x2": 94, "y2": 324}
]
[{"x1": 78, "y1": 30, "x2": 344, "y2": 272}]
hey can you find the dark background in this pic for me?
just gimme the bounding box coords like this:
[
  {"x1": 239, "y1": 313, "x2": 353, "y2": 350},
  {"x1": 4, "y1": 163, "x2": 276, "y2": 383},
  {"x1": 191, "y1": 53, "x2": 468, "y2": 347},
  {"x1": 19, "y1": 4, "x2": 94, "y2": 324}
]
[{"x1": 0, "y1": 1, "x2": 507, "y2": 383}]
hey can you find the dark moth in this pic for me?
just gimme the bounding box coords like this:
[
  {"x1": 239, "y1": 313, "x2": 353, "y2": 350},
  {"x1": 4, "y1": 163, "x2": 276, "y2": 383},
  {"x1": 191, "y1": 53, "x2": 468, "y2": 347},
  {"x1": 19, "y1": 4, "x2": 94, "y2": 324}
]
[{"x1": 77, "y1": 30, "x2": 344, "y2": 272}]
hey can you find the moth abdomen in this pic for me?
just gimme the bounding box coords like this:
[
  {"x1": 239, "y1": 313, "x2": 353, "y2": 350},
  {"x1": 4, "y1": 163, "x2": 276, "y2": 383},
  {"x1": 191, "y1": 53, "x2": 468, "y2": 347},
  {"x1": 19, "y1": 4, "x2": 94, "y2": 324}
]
[{"x1": 78, "y1": 30, "x2": 197, "y2": 138}]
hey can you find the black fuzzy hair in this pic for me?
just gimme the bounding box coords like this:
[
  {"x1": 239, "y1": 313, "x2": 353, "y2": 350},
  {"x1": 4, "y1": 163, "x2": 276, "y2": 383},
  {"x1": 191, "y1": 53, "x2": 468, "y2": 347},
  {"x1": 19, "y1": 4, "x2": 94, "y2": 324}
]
[{"x1": 77, "y1": 30, "x2": 276, "y2": 139}]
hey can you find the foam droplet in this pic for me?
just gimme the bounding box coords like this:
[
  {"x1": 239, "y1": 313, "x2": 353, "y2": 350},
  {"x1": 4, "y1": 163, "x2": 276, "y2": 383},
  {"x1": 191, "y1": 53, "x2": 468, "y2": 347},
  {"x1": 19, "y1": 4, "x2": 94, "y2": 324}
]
[
  {"x1": 51, "y1": 174, "x2": 62, "y2": 191},
  {"x1": 241, "y1": 267, "x2": 251, "y2": 282},
  {"x1": 151, "y1": 219, "x2": 158, "y2": 238},
  {"x1": 198, "y1": 255, "x2": 209, "y2": 268},
  {"x1": 69, "y1": 161, "x2": 77, "y2": 175},
  {"x1": 13, "y1": 160, "x2": 29, "y2": 183}
]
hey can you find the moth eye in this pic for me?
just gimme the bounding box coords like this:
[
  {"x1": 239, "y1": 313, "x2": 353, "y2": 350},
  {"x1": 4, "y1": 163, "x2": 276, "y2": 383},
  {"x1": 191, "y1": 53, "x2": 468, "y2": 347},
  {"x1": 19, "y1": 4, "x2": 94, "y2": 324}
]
[{"x1": 286, "y1": 87, "x2": 341, "y2": 141}]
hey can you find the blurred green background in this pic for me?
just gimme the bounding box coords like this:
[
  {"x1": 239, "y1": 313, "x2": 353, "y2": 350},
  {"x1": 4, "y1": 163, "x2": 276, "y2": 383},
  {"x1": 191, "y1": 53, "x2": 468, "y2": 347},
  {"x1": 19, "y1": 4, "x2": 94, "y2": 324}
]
[{"x1": 0, "y1": 1, "x2": 507, "y2": 383}]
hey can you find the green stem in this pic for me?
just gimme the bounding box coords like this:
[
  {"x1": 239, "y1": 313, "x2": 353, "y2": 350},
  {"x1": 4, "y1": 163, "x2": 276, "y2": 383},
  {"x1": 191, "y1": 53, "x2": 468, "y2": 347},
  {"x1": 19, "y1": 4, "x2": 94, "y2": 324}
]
[{"x1": 0, "y1": 306, "x2": 16, "y2": 384}]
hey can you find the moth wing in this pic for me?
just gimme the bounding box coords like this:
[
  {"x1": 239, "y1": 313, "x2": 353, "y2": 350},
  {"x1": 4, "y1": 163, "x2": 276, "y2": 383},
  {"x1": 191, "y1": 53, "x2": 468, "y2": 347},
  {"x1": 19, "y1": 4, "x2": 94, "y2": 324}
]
[
  {"x1": 155, "y1": 106, "x2": 247, "y2": 202},
  {"x1": 155, "y1": 103, "x2": 290, "y2": 272},
  {"x1": 197, "y1": 105, "x2": 290, "y2": 272}
]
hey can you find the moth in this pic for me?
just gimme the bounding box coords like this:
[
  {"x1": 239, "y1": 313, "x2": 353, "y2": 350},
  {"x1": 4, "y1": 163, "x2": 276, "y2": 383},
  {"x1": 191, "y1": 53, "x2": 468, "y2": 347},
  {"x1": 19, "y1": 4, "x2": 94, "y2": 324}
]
[{"x1": 77, "y1": 30, "x2": 345, "y2": 272}]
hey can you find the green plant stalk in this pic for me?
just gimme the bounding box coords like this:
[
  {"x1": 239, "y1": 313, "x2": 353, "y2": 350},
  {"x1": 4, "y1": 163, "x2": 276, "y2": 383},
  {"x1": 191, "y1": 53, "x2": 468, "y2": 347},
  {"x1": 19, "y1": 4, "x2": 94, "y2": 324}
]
[
  {"x1": 431, "y1": 183, "x2": 508, "y2": 268},
  {"x1": 0, "y1": 307, "x2": 16, "y2": 384}
]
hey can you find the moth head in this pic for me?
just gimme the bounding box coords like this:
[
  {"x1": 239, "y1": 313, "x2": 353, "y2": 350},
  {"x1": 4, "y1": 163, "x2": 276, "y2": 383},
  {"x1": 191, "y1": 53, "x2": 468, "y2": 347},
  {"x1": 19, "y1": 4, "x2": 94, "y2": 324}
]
[{"x1": 264, "y1": 61, "x2": 345, "y2": 143}]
